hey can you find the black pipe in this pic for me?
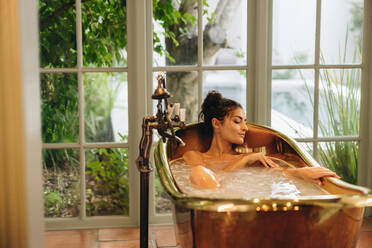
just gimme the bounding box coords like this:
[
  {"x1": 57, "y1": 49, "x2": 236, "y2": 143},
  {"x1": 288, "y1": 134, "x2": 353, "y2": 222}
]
[{"x1": 140, "y1": 171, "x2": 150, "y2": 248}]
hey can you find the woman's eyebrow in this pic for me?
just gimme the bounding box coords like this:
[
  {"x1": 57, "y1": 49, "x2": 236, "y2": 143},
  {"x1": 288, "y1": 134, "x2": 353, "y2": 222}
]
[
  {"x1": 232, "y1": 116, "x2": 243, "y2": 120},
  {"x1": 232, "y1": 116, "x2": 247, "y2": 122}
]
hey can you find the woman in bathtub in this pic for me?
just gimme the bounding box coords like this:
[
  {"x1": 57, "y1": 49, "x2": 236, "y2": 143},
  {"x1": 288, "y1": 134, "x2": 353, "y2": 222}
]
[{"x1": 183, "y1": 91, "x2": 339, "y2": 189}]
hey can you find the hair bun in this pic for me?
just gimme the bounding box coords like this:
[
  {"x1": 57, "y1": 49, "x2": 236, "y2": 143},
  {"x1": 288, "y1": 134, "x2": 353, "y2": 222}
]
[
  {"x1": 202, "y1": 91, "x2": 223, "y2": 110},
  {"x1": 200, "y1": 91, "x2": 223, "y2": 124}
]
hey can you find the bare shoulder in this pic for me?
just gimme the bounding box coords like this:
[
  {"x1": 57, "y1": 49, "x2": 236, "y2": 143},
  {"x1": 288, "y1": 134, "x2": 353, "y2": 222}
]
[{"x1": 183, "y1": 150, "x2": 204, "y2": 166}]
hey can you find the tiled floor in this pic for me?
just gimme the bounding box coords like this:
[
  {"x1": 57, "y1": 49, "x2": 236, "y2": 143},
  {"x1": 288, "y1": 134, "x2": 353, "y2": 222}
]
[{"x1": 45, "y1": 217, "x2": 372, "y2": 248}]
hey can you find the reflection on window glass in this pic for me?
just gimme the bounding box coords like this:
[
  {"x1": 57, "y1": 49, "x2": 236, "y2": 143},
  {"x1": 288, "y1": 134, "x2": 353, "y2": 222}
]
[
  {"x1": 272, "y1": 0, "x2": 316, "y2": 65},
  {"x1": 203, "y1": 0, "x2": 247, "y2": 66},
  {"x1": 318, "y1": 141, "x2": 358, "y2": 184},
  {"x1": 85, "y1": 148, "x2": 129, "y2": 216},
  {"x1": 318, "y1": 69, "x2": 360, "y2": 137},
  {"x1": 320, "y1": 0, "x2": 363, "y2": 64},
  {"x1": 84, "y1": 73, "x2": 128, "y2": 143},
  {"x1": 42, "y1": 149, "x2": 80, "y2": 218},
  {"x1": 153, "y1": 0, "x2": 198, "y2": 66},
  {"x1": 155, "y1": 169, "x2": 172, "y2": 214},
  {"x1": 39, "y1": 0, "x2": 77, "y2": 68},
  {"x1": 203, "y1": 70, "x2": 246, "y2": 107},
  {"x1": 41, "y1": 73, "x2": 79, "y2": 143},
  {"x1": 153, "y1": 72, "x2": 199, "y2": 122},
  {"x1": 82, "y1": 0, "x2": 127, "y2": 67},
  {"x1": 271, "y1": 69, "x2": 314, "y2": 138},
  {"x1": 299, "y1": 142, "x2": 313, "y2": 157}
]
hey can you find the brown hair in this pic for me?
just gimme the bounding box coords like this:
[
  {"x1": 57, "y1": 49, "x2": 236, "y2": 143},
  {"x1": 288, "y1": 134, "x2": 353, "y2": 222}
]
[{"x1": 199, "y1": 91, "x2": 242, "y2": 136}]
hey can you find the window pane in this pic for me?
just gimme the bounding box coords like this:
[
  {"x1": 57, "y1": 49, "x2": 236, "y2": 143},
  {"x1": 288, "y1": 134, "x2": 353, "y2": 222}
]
[
  {"x1": 39, "y1": 0, "x2": 77, "y2": 68},
  {"x1": 318, "y1": 141, "x2": 358, "y2": 184},
  {"x1": 203, "y1": 70, "x2": 246, "y2": 108},
  {"x1": 320, "y1": 0, "x2": 363, "y2": 64},
  {"x1": 272, "y1": 0, "x2": 316, "y2": 65},
  {"x1": 85, "y1": 148, "x2": 129, "y2": 216},
  {"x1": 155, "y1": 169, "x2": 172, "y2": 214},
  {"x1": 203, "y1": 0, "x2": 247, "y2": 66},
  {"x1": 299, "y1": 142, "x2": 314, "y2": 157},
  {"x1": 318, "y1": 69, "x2": 360, "y2": 137},
  {"x1": 271, "y1": 69, "x2": 314, "y2": 138},
  {"x1": 41, "y1": 73, "x2": 79, "y2": 143},
  {"x1": 153, "y1": 1, "x2": 198, "y2": 66},
  {"x1": 82, "y1": 0, "x2": 127, "y2": 67},
  {"x1": 42, "y1": 149, "x2": 80, "y2": 218},
  {"x1": 84, "y1": 73, "x2": 128, "y2": 142},
  {"x1": 153, "y1": 72, "x2": 199, "y2": 123}
]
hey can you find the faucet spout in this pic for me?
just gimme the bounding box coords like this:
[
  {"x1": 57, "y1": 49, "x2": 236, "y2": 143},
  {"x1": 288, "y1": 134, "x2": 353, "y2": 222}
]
[{"x1": 174, "y1": 135, "x2": 186, "y2": 147}]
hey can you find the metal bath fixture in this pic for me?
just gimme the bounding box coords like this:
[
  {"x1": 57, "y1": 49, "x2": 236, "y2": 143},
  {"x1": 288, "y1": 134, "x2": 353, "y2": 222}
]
[{"x1": 154, "y1": 123, "x2": 372, "y2": 248}]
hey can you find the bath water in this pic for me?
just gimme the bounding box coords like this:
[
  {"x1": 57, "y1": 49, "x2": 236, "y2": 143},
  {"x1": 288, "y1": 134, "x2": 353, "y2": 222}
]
[{"x1": 170, "y1": 159, "x2": 328, "y2": 199}]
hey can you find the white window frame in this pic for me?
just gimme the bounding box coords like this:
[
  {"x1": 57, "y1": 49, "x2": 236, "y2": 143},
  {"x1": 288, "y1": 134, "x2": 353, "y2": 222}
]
[
  {"x1": 42, "y1": 0, "x2": 138, "y2": 230},
  {"x1": 270, "y1": 0, "x2": 362, "y2": 159}
]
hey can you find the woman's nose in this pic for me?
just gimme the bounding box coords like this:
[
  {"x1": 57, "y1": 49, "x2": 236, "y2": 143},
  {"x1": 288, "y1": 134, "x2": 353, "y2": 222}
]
[{"x1": 241, "y1": 122, "x2": 248, "y2": 131}]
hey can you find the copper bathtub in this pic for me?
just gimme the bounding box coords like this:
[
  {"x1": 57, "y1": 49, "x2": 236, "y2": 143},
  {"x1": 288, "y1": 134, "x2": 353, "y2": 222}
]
[{"x1": 153, "y1": 123, "x2": 372, "y2": 248}]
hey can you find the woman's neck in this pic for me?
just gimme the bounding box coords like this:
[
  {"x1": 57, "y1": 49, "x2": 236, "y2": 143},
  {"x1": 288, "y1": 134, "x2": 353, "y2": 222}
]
[{"x1": 206, "y1": 133, "x2": 234, "y2": 157}]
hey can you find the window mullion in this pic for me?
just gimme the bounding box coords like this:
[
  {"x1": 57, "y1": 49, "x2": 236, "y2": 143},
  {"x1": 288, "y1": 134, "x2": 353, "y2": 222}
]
[
  {"x1": 197, "y1": 0, "x2": 203, "y2": 110},
  {"x1": 359, "y1": 0, "x2": 372, "y2": 211},
  {"x1": 255, "y1": 0, "x2": 271, "y2": 125},
  {"x1": 271, "y1": 64, "x2": 363, "y2": 70},
  {"x1": 246, "y1": 0, "x2": 256, "y2": 122},
  {"x1": 312, "y1": 0, "x2": 322, "y2": 160},
  {"x1": 75, "y1": 0, "x2": 86, "y2": 220}
]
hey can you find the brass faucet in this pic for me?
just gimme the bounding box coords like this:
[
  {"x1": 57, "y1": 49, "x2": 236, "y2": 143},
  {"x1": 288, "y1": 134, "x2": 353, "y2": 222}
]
[{"x1": 136, "y1": 72, "x2": 185, "y2": 248}]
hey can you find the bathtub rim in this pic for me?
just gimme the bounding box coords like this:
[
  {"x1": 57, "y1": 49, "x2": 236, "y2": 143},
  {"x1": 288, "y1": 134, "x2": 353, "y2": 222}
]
[{"x1": 153, "y1": 122, "x2": 372, "y2": 212}]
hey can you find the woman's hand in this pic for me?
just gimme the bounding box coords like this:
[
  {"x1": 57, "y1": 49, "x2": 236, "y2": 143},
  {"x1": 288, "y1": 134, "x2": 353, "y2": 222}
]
[
  {"x1": 245, "y1": 152, "x2": 280, "y2": 168},
  {"x1": 287, "y1": 167, "x2": 340, "y2": 185},
  {"x1": 223, "y1": 152, "x2": 279, "y2": 171}
]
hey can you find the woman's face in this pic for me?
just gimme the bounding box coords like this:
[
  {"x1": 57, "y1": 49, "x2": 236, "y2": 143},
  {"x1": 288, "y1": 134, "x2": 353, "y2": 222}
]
[{"x1": 218, "y1": 107, "x2": 248, "y2": 145}]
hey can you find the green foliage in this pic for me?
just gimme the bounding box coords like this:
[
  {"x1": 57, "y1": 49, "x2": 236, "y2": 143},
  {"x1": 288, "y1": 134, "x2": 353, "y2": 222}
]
[
  {"x1": 272, "y1": 70, "x2": 294, "y2": 80},
  {"x1": 86, "y1": 146, "x2": 129, "y2": 216},
  {"x1": 44, "y1": 192, "x2": 63, "y2": 215},
  {"x1": 84, "y1": 73, "x2": 127, "y2": 142},
  {"x1": 317, "y1": 65, "x2": 360, "y2": 184},
  {"x1": 316, "y1": 28, "x2": 360, "y2": 184},
  {"x1": 42, "y1": 150, "x2": 81, "y2": 218},
  {"x1": 41, "y1": 73, "x2": 80, "y2": 171},
  {"x1": 350, "y1": 2, "x2": 363, "y2": 40},
  {"x1": 153, "y1": 0, "x2": 213, "y2": 64},
  {"x1": 39, "y1": 0, "x2": 127, "y2": 67},
  {"x1": 319, "y1": 142, "x2": 358, "y2": 184},
  {"x1": 41, "y1": 73, "x2": 79, "y2": 144},
  {"x1": 299, "y1": 30, "x2": 361, "y2": 184},
  {"x1": 82, "y1": 0, "x2": 127, "y2": 66},
  {"x1": 39, "y1": 0, "x2": 77, "y2": 67},
  {"x1": 154, "y1": 169, "x2": 172, "y2": 213}
]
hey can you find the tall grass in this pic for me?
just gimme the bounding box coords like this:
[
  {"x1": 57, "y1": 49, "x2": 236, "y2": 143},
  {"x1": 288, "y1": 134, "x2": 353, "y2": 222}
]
[
  {"x1": 317, "y1": 66, "x2": 360, "y2": 184},
  {"x1": 302, "y1": 31, "x2": 361, "y2": 184}
]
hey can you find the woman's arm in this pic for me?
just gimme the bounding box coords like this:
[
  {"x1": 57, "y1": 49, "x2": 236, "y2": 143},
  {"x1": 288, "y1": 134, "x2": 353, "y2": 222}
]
[{"x1": 283, "y1": 167, "x2": 340, "y2": 185}]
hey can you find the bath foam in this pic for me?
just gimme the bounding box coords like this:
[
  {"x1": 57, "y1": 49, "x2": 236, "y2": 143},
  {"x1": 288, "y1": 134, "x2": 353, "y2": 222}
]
[{"x1": 170, "y1": 159, "x2": 329, "y2": 199}]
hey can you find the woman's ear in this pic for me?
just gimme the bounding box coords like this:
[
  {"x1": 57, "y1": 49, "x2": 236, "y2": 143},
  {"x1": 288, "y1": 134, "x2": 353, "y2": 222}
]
[{"x1": 211, "y1": 118, "x2": 221, "y2": 130}]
